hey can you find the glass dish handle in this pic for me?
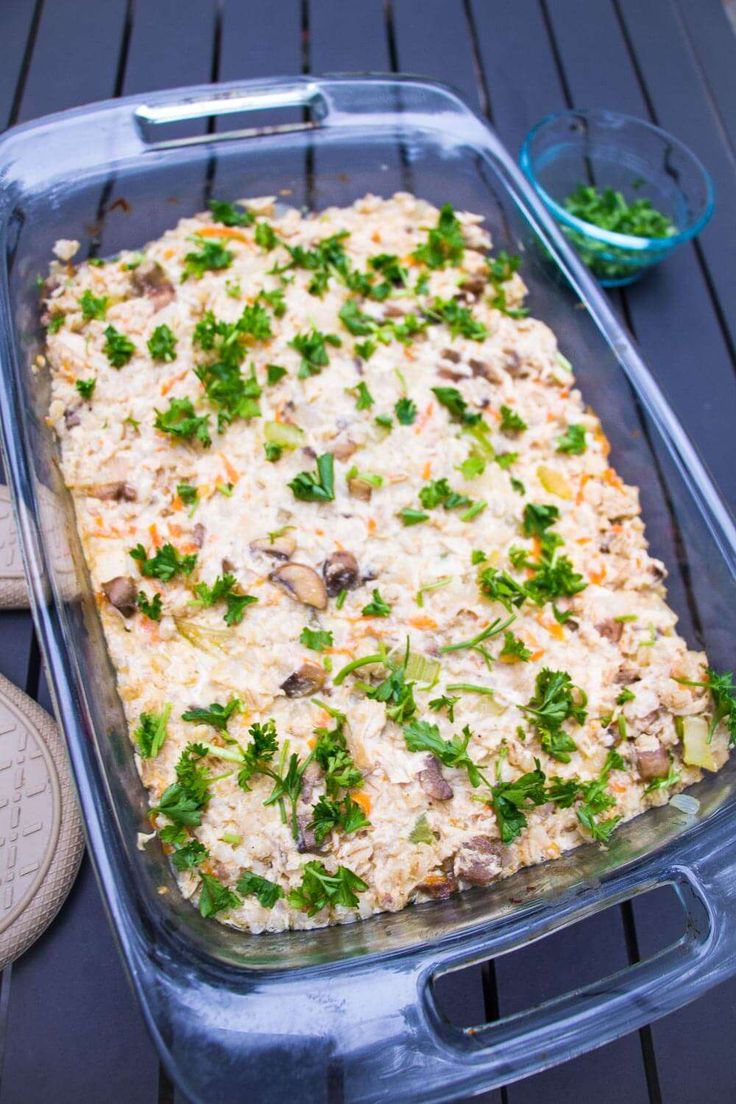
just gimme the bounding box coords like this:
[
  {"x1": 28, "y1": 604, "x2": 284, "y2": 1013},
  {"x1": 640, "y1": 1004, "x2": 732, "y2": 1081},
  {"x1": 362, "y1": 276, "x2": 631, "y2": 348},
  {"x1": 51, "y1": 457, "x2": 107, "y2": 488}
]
[{"x1": 139, "y1": 828, "x2": 736, "y2": 1103}]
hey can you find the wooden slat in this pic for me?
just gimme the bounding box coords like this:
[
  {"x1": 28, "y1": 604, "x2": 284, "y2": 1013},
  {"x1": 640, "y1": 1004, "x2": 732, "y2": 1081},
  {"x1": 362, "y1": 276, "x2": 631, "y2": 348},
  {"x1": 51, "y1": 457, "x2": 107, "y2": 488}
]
[
  {"x1": 0, "y1": 3, "x2": 163, "y2": 1101},
  {"x1": 310, "y1": 0, "x2": 389, "y2": 73},
  {"x1": 618, "y1": 0, "x2": 736, "y2": 358},
  {"x1": 219, "y1": 0, "x2": 303, "y2": 80},
  {"x1": 0, "y1": 0, "x2": 38, "y2": 130},
  {"x1": 392, "y1": 0, "x2": 480, "y2": 110},
  {"x1": 676, "y1": 0, "x2": 736, "y2": 156}
]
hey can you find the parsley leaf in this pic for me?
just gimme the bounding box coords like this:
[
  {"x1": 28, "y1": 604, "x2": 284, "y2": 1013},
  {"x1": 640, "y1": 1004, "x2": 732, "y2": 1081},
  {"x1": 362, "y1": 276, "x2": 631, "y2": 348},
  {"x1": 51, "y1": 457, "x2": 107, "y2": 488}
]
[
  {"x1": 521, "y1": 668, "x2": 587, "y2": 763},
  {"x1": 147, "y1": 323, "x2": 177, "y2": 363},
  {"x1": 499, "y1": 631, "x2": 532, "y2": 662},
  {"x1": 193, "y1": 573, "x2": 258, "y2": 626},
  {"x1": 103, "y1": 325, "x2": 136, "y2": 367},
  {"x1": 75, "y1": 378, "x2": 96, "y2": 400},
  {"x1": 130, "y1": 541, "x2": 197, "y2": 581},
  {"x1": 399, "y1": 507, "x2": 429, "y2": 526},
  {"x1": 309, "y1": 794, "x2": 370, "y2": 845},
  {"x1": 136, "y1": 590, "x2": 162, "y2": 621},
  {"x1": 288, "y1": 452, "x2": 335, "y2": 503},
  {"x1": 254, "y1": 221, "x2": 279, "y2": 251},
  {"x1": 183, "y1": 236, "x2": 234, "y2": 279},
  {"x1": 412, "y1": 203, "x2": 465, "y2": 269},
  {"x1": 395, "y1": 396, "x2": 418, "y2": 425},
  {"x1": 490, "y1": 765, "x2": 548, "y2": 843},
  {"x1": 198, "y1": 872, "x2": 240, "y2": 918},
  {"x1": 182, "y1": 697, "x2": 241, "y2": 732},
  {"x1": 557, "y1": 424, "x2": 587, "y2": 455},
  {"x1": 152, "y1": 743, "x2": 212, "y2": 827},
  {"x1": 80, "y1": 289, "x2": 108, "y2": 321},
  {"x1": 425, "y1": 297, "x2": 487, "y2": 340},
  {"x1": 676, "y1": 667, "x2": 736, "y2": 743},
  {"x1": 170, "y1": 838, "x2": 209, "y2": 871},
  {"x1": 431, "y1": 386, "x2": 482, "y2": 426},
  {"x1": 500, "y1": 405, "x2": 527, "y2": 433},
  {"x1": 300, "y1": 626, "x2": 334, "y2": 651},
  {"x1": 266, "y1": 363, "x2": 288, "y2": 385},
  {"x1": 349, "y1": 381, "x2": 374, "y2": 410},
  {"x1": 287, "y1": 861, "x2": 368, "y2": 916},
  {"x1": 134, "y1": 703, "x2": 171, "y2": 758},
  {"x1": 154, "y1": 397, "x2": 211, "y2": 447},
  {"x1": 403, "y1": 720, "x2": 486, "y2": 787},
  {"x1": 208, "y1": 198, "x2": 254, "y2": 227},
  {"x1": 361, "y1": 589, "x2": 391, "y2": 617},
  {"x1": 236, "y1": 871, "x2": 283, "y2": 908},
  {"x1": 289, "y1": 328, "x2": 342, "y2": 378},
  {"x1": 177, "y1": 483, "x2": 198, "y2": 507}
]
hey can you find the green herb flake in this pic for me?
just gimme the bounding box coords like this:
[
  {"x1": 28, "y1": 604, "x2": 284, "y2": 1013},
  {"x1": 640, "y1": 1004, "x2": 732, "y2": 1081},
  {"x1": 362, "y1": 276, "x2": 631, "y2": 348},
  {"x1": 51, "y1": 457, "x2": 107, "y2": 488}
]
[
  {"x1": 361, "y1": 589, "x2": 392, "y2": 618},
  {"x1": 236, "y1": 871, "x2": 284, "y2": 908},
  {"x1": 154, "y1": 397, "x2": 211, "y2": 447},
  {"x1": 557, "y1": 424, "x2": 587, "y2": 455},
  {"x1": 134, "y1": 703, "x2": 171, "y2": 758},
  {"x1": 288, "y1": 452, "x2": 335, "y2": 503},
  {"x1": 147, "y1": 323, "x2": 177, "y2": 363},
  {"x1": 75, "y1": 377, "x2": 96, "y2": 400},
  {"x1": 103, "y1": 325, "x2": 136, "y2": 368},
  {"x1": 300, "y1": 626, "x2": 334, "y2": 652}
]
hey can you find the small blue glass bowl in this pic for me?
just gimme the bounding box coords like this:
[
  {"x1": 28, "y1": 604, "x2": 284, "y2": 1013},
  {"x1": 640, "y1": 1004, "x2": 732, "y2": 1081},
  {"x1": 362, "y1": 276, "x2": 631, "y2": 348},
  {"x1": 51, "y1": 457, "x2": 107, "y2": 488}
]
[{"x1": 519, "y1": 108, "x2": 715, "y2": 286}]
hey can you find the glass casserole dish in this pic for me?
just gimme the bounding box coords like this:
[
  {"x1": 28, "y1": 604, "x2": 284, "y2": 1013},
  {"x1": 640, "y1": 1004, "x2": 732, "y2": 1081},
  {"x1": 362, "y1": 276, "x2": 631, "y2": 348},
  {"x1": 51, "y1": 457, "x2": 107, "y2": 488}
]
[{"x1": 0, "y1": 75, "x2": 735, "y2": 1103}]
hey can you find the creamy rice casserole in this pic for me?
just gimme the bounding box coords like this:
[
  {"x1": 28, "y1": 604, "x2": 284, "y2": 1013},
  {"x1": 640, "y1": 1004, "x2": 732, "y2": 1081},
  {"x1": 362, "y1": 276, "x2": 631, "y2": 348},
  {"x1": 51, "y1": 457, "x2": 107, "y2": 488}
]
[{"x1": 40, "y1": 193, "x2": 734, "y2": 932}]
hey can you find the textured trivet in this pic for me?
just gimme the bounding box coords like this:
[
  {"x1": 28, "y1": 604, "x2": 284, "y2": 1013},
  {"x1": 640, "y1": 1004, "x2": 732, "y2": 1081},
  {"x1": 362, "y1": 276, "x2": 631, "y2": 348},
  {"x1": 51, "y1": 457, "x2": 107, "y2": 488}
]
[
  {"x1": 0, "y1": 485, "x2": 29, "y2": 609},
  {"x1": 0, "y1": 673, "x2": 83, "y2": 968}
]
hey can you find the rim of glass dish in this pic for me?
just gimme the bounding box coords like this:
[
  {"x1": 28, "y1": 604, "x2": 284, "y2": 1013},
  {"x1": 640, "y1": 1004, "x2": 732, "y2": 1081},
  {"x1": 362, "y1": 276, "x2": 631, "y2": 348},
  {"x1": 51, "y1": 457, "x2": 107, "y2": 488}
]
[{"x1": 519, "y1": 108, "x2": 716, "y2": 253}]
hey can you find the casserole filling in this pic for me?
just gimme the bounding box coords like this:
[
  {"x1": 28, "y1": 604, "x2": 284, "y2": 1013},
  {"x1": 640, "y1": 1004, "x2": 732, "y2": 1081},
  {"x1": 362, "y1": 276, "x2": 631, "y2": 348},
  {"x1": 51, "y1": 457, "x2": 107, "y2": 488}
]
[{"x1": 41, "y1": 193, "x2": 732, "y2": 932}]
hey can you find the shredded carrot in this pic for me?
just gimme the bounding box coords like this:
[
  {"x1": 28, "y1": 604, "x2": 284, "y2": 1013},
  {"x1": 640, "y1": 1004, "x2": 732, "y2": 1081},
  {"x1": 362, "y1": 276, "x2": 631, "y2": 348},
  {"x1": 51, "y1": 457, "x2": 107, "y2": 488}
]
[
  {"x1": 351, "y1": 790, "x2": 372, "y2": 815},
  {"x1": 323, "y1": 647, "x2": 354, "y2": 657},
  {"x1": 196, "y1": 225, "x2": 252, "y2": 244},
  {"x1": 559, "y1": 388, "x2": 570, "y2": 399},
  {"x1": 589, "y1": 565, "x2": 607, "y2": 585},
  {"x1": 168, "y1": 523, "x2": 183, "y2": 538},
  {"x1": 171, "y1": 494, "x2": 183, "y2": 512},
  {"x1": 535, "y1": 611, "x2": 565, "y2": 641},
  {"x1": 530, "y1": 649, "x2": 546, "y2": 662},
  {"x1": 415, "y1": 402, "x2": 434, "y2": 432},
  {"x1": 409, "y1": 615, "x2": 438, "y2": 630},
  {"x1": 307, "y1": 736, "x2": 317, "y2": 750},
  {"x1": 221, "y1": 456, "x2": 240, "y2": 484},
  {"x1": 422, "y1": 461, "x2": 432, "y2": 480},
  {"x1": 576, "y1": 472, "x2": 592, "y2": 505},
  {"x1": 603, "y1": 467, "x2": 624, "y2": 489},
  {"x1": 148, "y1": 523, "x2": 161, "y2": 549},
  {"x1": 531, "y1": 535, "x2": 542, "y2": 559},
  {"x1": 371, "y1": 230, "x2": 382, "y2": 243},
  {"x1": 610, "y1": 780, "x2": 627, "y2": 794},
  {"x1": 163, "y1": 247, "x2": 175, "y2": 260},
  {"x1": 160, "y1": 369, "x2": 187, "y2": 396},
  {"x1": 367, "y1": 518, "x2": 377, "y2": 533},
  {"x1": 315, "y1": 528, "x2": 325, "y2": 538},
  {"x1": 546, "y1": 410, "x2": 557, "y2": 422},
  {"x1": 403, "y1": 346, "x2": 416, "y2": 362},
  {"x1": 594, "y1": 426, "x2": 611, "y2": 457},
  {"x1": 575, "y1": 536, "x2": 591, "y2": 545}
]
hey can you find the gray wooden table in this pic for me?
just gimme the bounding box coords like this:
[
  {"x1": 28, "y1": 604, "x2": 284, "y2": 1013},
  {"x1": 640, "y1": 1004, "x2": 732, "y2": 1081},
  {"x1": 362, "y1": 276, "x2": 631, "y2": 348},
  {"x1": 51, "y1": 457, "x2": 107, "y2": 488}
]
[{"x1": 0, "y1": 2, "x2": 735, "y2": 1101}]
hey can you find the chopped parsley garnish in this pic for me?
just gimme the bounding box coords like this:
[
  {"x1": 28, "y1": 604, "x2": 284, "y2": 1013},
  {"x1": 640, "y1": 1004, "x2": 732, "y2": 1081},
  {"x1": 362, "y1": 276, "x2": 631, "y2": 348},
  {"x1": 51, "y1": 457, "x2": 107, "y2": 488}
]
[
  {"x1": 355, "y1": 339, "x2": 376, "y2": 360},
  {"x1": 399, "y1": 507, "x2": 429, "y2": 526},
  {"x1": 300, "y1": 626, "x2": 333, "y2": 651},
  {"x1": 428, "y1": 695, "x2": 461, "y2": 723},
  {"x1": 404, "y1": 720, "x2": 486, "y2": 786},
  {"x1": 136, "y1": 590, "x2": 162, "y2": 621},
  {"x1": 177, "y1": 483, "x2": 198, "y2": 507},
  {"x1": 254, "y1": 221, "x2": 279, "y2": 251},
  {"x1": 419, "y1": 477, "x2": 471, "y2": 511},
  {"x1": 193, "y1": 573, "x2": 258, "y2": 626},
  {"x1": 130, "y1": 541, "x2": 197, "y2": 581},
  {"x1": 394, "y1": 396, "x2": 418, "y2": 425},
  {"x1": 266, "y1": 363, "x2": 288, "y2": 385},
  {"x1": 361, "y1": 589, "x2": 392, "y2": 617},
  {"x1": 147, "y1": 323, "x2": 177, "y2": 363},
  {"x1": 499, "y1": 631, "x2": 532, "y2": 662},
  {"x1": 375, "y1": 414, "x2": 393, "y2": 431},
  {"x1": 154, "y1": 397, "x2": 211, "y2": 447},
  {"x1": 103, "y1": 325, "x2": 135, "y2": 367},
  {"x1": 563, "y1": 184, "x2": 676, "y2": 239},
  {"x1": 287, "y1": 861, "x2": 368, "y2": 915},
  {"x1": 616, "y1": 688, "x2": 636, "y2": 705},
  {"x1": 182, "y1": 696, "x2": 241, "y2": 732},
  {"x1": 134, "y1": 703, "x2": 171, "y2": 758},
  {"x1": 208, "y1": 198, "x2": 254, "y2": 227},
  {"x1": 170, "y1": 838, "x2": 208, "y2": 871},
  {"x1": 521, "y1": 668, "x2": 588, "y2": 763},
  {"x1": 198, "y1": 872, "x2": 240, "y2": 918},
  {"x1": 309, "y1": 794, "x2": 370, "y2": 845},
  {"x1": 425, "y1": 297, "x2": 487, "y2": 340},
  {"x1": 236, "y1": 871, "x2": 284, "y2": 909},
  {"x1": 152, "y1": 742, "x2": 213, "y2": 827},
  {"x1": 557, "y1": 424, "x2": 587, "y2": 455},
  {"x1": 285, "y1": 231, "x2": 350, "y2": 294},
  {"x1": 522, "y1": 502, "x2": 560, "y2": 538},
  {"x1": 349, "y1": 381, "x2": 374, "y2": 410},
  {"x1": 183, "y1": 236, "x2": 234, "y2": 279},
  {"x1": 288, "y1": 452, "x2": 335, "y2": 503},
  {"x1": 80, "y1": 289, "x2": 108, "y2": 321},
  {"x1": 412, "y1": 203, "x2": 465, "y2": 269},
  {"x1": 431, "y1": 386, "x2": 482, "y2": 426},
  {"x1": 289, "y1": 328, "x2": 342, "y2": 378},
  {"x1": 47, "y1": 313, "x2": 65, "y2": 333},
  {"x1": 409, "y1": 814, "x2": 435, "y2": 845},
  {"x1": 75, "y1": 378, "x2": 96, "y2": 400},
  {"x1": 490, "y1": 765, "x2": 548, "y2": 843},
  {"x1": 487, "y1": 252, "x2": 528, "y2": 318},
  {"x1": 312, "y1": 708, "x2": 364, "y2": 795},
  {"x1": 477, "y1": 567, "x2": 529, "y2": 611},
  {"x1": 500, "y1": 405, "x2": 527, "y2": 433}
]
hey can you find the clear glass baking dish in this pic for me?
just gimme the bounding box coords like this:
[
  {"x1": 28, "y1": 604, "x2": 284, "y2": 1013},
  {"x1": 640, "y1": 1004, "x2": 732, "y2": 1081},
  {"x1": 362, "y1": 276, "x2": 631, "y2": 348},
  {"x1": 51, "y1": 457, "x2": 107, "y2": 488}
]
[{"x1": 1, "y1": 75, "x2": 736, "y2": 1103}]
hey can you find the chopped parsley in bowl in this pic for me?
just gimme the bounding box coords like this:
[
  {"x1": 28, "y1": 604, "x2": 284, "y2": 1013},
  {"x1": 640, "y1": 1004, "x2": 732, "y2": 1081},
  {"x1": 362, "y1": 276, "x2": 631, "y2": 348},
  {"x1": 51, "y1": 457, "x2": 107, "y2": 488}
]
[{"x1": 520, "y1": 108, "x2": 714, "y2": 286}]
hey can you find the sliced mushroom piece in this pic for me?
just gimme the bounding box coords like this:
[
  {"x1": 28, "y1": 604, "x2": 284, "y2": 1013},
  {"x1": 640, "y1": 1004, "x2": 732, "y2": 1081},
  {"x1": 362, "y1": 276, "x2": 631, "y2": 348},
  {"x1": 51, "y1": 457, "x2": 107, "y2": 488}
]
[
  {"x1": 64, "y1": 406, "x2": 82, "y2": 429},
  {"x1": 441, "y1": 348, "x2": 461, "y2": 364},
  {"x1": 437, "y1": 366, "x2": 465, "y2": 382},
  {"x1": 270, "y1": 562, "x2": 327, "y2": 609},
  {"x1": 192, "y1": 523, "x2": 206, "y2": 548},
  {"x1": 596, "y1": 618, "x2": 623, "y2": 643},
  {"x1": 459, "y1": 275, "x2": 486, "y2": 299},
  {"x1": 636, "y1": 746, "x2": 670, "y2": 782},
  {"x1": 347, "y1": 474, "x2": 374, "y2": 501},
  {"x1": 299, "y1": 763, "x2": 323, "y2": 805},
  {"x1": 502, "y1": 348, "x2": 524, "y2": 376},
  {"x1": 130, "y1": 259, "x2": 175, "y2": 311},
  {"x1": 469, "y1": 357, "x2": 502, "y2": 383},
  {"x1": 250, "y1": 533, "x2": 296, "y2": 560},
  {"x1": 83, "y1": 481, "x2": 137, "y2": 502},
  {"x1": 281, "y1": 663, "x2": 326, "y2": 698},
  {"x1": 296, "y1": 814, "x2": 323, "y2": 854},
  {"x1": 322, "y1": 551, "x2": 360, "y2": 597},
  {"x1": 418, "y1": 755, "x2": 453, "y2": 800},
  {"x1": 331, "y1": 437, "x2": 359, "y2": 462},
  {"x1": 454, "y1": 836, "x2": 503, "y2": 885},
  {"x1": 102, "y1": 576, "x2": 138, "y2": 617}
]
